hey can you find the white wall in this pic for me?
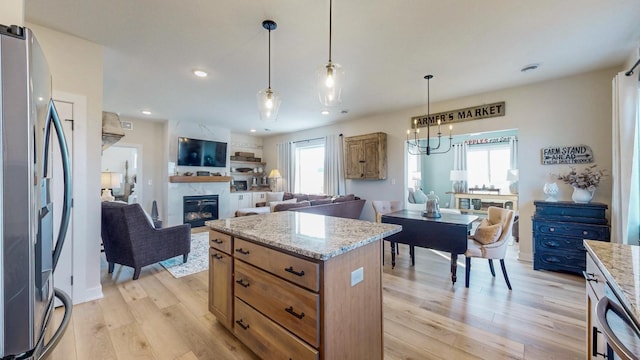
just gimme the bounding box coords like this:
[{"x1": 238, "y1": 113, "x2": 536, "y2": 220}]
[
  {"x1": 263, "y1": 67, "x2": 618, "y2": 262},
  {"x1": 28, "y1": 23, "x2": 104, "y2": 303},
  {"x1": 1, "y1": 0, "x2": 24, "y2": 27}
]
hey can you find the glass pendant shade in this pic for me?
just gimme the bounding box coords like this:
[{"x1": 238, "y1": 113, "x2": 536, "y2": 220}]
[
  {"x1": 317, "y1": 62, "x2": 344, "y2": 107},
  {"x1": 257, "y1": 87, "x2": 281, "y2": 122}
]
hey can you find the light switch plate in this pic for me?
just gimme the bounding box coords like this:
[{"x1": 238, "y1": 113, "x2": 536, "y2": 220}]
[{"x1": 351, "y1": 267, "x2": 364, "y2": 286}]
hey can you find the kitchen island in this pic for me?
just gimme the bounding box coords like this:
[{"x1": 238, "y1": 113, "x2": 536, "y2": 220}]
[{"x1": 205, "y1": 211, "x2": 401, "y2": 360}]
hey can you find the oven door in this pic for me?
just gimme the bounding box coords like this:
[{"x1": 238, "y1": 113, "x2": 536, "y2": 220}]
[{"x1": 596, "y1": 284, "x2": 640, "y2": 360}]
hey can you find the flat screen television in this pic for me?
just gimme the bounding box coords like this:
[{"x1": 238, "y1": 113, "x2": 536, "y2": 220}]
[{"x1": 177, "y1": 137, "x2": 227, "y2": 167}]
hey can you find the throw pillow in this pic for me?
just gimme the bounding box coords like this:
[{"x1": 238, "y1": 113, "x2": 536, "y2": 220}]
[
  {"x1": 266, "y1": 191, "x2": 284, "y2": 204},
  {"x1": 307, "y1": 194, "x2": 330, "y2": 201},
  {"x1": 274, "y1": 200, "x2": 311, "y2": 212},
  {"x1": 269, "y1": 198, "x2": 297, "y2": 212},
  {"x1": 310, "y1": 198, "x2": 333, "y2": 206},
  {"x1": 473, "y1": 218, "x2": 503, "y2": 245},
  {"x1": 412, "y1": 189, "x2": 427, "y2": 204}
]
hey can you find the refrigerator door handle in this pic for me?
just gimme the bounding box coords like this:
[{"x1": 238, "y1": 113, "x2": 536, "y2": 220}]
[{"x1": 42, "y1": 99, "x2": 72, "y2": 271}]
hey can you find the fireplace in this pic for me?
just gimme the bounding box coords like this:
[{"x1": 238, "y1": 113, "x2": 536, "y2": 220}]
[{"x1": 183, "y1": 195, "x2": 219, "y2": 227}]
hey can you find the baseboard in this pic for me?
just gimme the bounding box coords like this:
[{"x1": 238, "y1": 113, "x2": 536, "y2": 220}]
[
  {"x1": 72, "y1": 285, "x2": 104, "y2": 305},
  {"x1": 191, "y1": 226, "x2": 209, "y2": 234}
]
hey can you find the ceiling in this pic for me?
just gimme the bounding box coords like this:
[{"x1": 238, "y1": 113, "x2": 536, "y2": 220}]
[{"x1": 25, "y1": 0, "x2": 640, "y2": 136}]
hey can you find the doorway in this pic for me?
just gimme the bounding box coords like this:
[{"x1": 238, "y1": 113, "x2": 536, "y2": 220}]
[{"x1": 101, "y1": 144, "x2": 143, "y2": 205}]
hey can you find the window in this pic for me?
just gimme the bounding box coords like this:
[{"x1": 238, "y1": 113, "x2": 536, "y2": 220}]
[
  {"x1": 467, "y1": 144, "x2": 510, "y2": 192},
  {"x1": 294, "y1": 140, "x2": 325, "y2": 194}
]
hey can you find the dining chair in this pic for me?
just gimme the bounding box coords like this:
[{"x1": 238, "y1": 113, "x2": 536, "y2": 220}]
[
  {"x1": 371, "y1": 200, "x2": 405, "y2": 262},
  {"x1": 464, "y1": 206, "x2": 515, "y2": 289}
]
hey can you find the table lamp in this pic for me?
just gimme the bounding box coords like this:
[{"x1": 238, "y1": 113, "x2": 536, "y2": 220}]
[
  {"x1": 268, "y1": 169, "x2": 282, "y2": 192},
  {"x1": 101, "y1": 171, "x2": 122, "y2": 201},
  {"x1": 506, "y1": 169, "x2": 519, "y2": 194}
]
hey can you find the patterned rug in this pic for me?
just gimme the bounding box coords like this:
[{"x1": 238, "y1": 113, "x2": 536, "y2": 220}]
[{"x1": 160, "y1": 232, "x2": 209, "y2": 278}]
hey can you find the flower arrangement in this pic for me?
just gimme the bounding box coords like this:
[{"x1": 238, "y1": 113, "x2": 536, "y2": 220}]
[{"x1": 556, "y1": 164, "x2": 606, "y2": 191}]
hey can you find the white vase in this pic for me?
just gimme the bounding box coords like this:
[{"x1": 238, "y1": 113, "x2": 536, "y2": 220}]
[
  {"x1": 572, "y1": 187, "x2": 594, "y2": 203},
  {"x1": 543, "y1": 182, "x2": 559, "y2": 202}
]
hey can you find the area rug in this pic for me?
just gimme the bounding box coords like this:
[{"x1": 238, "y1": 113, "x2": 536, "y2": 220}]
[{"x1": 160, "y1": 232, "x2": 209, "y2": 278}]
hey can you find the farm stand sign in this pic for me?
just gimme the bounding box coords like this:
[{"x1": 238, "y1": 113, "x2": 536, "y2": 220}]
[{"x1": 541, "y1": 145, "x2": 594, "y2": 165}]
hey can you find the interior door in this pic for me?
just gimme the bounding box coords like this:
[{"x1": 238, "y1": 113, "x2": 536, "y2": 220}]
[{"x1": 51, "y1": 100, "x2": 74, "y2": 304}]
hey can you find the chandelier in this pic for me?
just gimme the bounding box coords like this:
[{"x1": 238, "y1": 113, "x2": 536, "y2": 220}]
[
  {"x1": 407, "y1": 75, "x2": 453, "y2": 155},
  {"x1": 257, "y1": 20, "x2": 281, "y2": 122}
]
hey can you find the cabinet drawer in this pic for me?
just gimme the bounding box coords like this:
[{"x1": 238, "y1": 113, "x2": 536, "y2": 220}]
[
  {"x1": 234, "y1": 299, "x2": 319, "y2": 360},
  {"x1": 534, "y1": 201, "x2": 607, "y2": 221},
  {"x1": 235, "y1": 260, "x2": 320, "y2": 347},
  {"x1": 585, "y1": 253, "x2": 605, "y2": 300},
  {"x1": 533, "y1": 220, "x2": 609, "y2": 240},
  {"x1": 533, "y1": 248, "x2": 586, "y2": 274},
  {"x1": 534, "y1": 235, "x2": 585, "y2": 252},
  {"x1": 209, "y1": 230, "x2": 232, "y2": 254},
  {"x1": 234, "y1": 238, "x2": 320, "y2": 292}
]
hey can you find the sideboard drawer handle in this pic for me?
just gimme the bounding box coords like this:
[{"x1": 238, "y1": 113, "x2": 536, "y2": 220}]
[
  {"x1": 235, "y1": 279, "x2": 250, "y2": 288},
  {"x1": 235, "y1": 319, "x2": 250, "y2": 330},
  {"x1": 212, "y1": 253, "x2": 223, "y2": 260},
  {"x1": 583, "y1": 231, "x2": 588, "y2": 235},
  {"x1": 284, "y1": 266, "x2": 305, "y2": 277},
  {"x1": 549, "y1": 227, "x2": 555, "y2": 232},
  {"x1": 235, "y1": 248, "x2": 250, "y2": 255},
  {"x1": 212, "y1": 238, "x2": 224, "y2": 244},
  {"x1": 285, "y1": 306, "x2": 305, "y2": 319}
]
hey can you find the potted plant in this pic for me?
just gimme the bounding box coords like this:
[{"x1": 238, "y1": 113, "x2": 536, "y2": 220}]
[{"x1": 556, "y1": 164, "x2": 606, "y2": 203}]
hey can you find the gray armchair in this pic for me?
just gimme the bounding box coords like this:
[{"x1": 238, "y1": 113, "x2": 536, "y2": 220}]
[{"x1": 101, "y1": 202, "x2": 191, "y2": 280}]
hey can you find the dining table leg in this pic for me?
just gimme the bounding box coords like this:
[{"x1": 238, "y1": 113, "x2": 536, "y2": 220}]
[{"x1": 391, "y1": 241, "x2": 396, "y2": 268}]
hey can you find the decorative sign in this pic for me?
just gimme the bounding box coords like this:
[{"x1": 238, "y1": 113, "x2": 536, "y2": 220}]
[
  {"x1": 410, "y1": 101, "x2": 505, "y2": 128},
  {"x1": 541, "y1": 145, "x2": 594, "y2": 165},
  {"x1": 465, "y1": 136, "x2": 513, "y2": 145}
]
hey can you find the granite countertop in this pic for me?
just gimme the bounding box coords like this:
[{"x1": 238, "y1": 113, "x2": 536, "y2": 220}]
[
  {"x1": 584, "y1": 240, "x2": 640, "y2": 327},
  {"x1": 205, "y1": 211, "x2": 402, "y2": 260}
]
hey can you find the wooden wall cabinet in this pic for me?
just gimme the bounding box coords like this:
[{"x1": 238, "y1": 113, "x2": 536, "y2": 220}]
[{"x1": 344, "y1": 132, "x2": 387, "y2": 180}]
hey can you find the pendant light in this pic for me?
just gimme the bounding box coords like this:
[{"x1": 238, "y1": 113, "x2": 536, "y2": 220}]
[
  {"x1": 257, "y1": 20, "x2": 281, "y2": 122},
  {"x1": 317, "y1": 0, "x2": 344, "y2": 107}
]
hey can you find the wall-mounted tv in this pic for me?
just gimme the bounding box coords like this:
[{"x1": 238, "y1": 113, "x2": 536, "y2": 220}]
[{"x1": 177, "y1": 137, "x2": 228, "y2": 167}]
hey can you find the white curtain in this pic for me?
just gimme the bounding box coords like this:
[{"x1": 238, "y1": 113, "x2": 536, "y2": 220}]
[
  {"x1": 509, "y1": 137, "x2": 518, "y2": 170},
  {"x1": 611, "y1": 71, "x2": 640, "y2": 245},
  {"x1": 324, "y1": 134, "x2": 346, "y2": 196},
  {"x1": 276, "y1": 142, "x2": 293, "y2": 192},
  {"x1": 451, "y1": 143, "x2": 468, "y2": 206}
]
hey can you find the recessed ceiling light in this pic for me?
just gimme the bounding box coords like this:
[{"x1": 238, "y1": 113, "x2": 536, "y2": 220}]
[
  {"x1": 193, "y1": 69, "x2": 208, "y2": 78},
  {"x1": 520, "y1": 63, "x2": 540, "y2": 72},
  {"x1": 250, "y1": 129, "x2": 256, "y2": 132},
  {"x1": 321, "y1": 110, "x2": 329, "y2": 115},
  {"x1": 141, "y1": 110, "x2": 151, "y2": 115}
]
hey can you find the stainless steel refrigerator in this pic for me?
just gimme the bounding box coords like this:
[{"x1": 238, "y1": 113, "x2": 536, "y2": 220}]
[{"x1": 0, "y1": 25, "x2": 72, "y2": 359}]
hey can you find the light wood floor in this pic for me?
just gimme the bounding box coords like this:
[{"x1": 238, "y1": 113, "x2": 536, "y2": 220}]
[{"x1": 49, "y1": 241, "x2": 586, "y2": 359}]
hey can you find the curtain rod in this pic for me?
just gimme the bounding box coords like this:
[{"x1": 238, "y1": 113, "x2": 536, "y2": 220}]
[
  {"x1": 292, "y1": 136, "x2": 325, "y2": 144},
  {"x1": 625, "y1": 57, "x2": 640, "y2": 76}
]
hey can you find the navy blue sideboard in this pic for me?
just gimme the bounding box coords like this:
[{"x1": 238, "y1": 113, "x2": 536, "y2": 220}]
[{"x1": 532, "y1": 201, "x2": 610, "y2": 274}]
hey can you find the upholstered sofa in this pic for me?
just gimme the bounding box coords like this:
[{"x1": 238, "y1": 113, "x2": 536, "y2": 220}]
[{"x1": 235, "y1": 192, "x2": 366, "y2": 219}]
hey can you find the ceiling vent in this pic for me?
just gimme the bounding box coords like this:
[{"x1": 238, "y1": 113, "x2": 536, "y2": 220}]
[{"x1": 102, "y1": 111, "x2": 124, "y2": 150}]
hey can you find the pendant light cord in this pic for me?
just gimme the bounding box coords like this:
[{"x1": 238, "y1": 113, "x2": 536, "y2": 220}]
[
  {"x1": 328, "y1": 0, "x2": 332, "y2": 62},
  {"x1": 268, "y1": 27, "x2": 272, "y2": 89}
]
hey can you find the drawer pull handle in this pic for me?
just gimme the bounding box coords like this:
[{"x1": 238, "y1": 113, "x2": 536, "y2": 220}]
[
  {"x1": 284, "y1": 266, "x2": 305, "y2": 277},
  {"x1": 212, "y1": 253, "x2": 223, "y2": 260},
  {"x1": 212, "y1": 238, "x2": 224, "y2": 244},
  {"x1": 582, "y1": 271, "x2": 598, "y2": 283},
  {"x1": 549, "y1": 227, "x2": 555, "y2": 232},
  {"x1": 285, "y1": 306, "x2": 305, "y2": 319},
  {"x1": 235, "y1": 279, "x2": 250, "y2": 288},
  {"x1": 591, "y1": 326, "x2": 606, "y2": 358},
  {"x1": 235, "y1": 248, "x2": 250, "y2": 255},
  {"x1": 583, "y1": 231, "x2": 588, "y2": 235},
  {"x1": 235, "y1": 319, "x2": 250, "y2": 330}
]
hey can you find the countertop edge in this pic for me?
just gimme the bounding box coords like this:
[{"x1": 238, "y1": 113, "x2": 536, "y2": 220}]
[
  {"x1": 583, "y1": 240, "x2": 640, "y2": 328},
  {"x1": 208, "y1": 221, "x2": 402, "y2": 261}
]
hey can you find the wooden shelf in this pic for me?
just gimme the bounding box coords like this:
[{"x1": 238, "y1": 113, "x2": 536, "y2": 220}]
[{"x1": 169, "y1": 176, "x2": 232, "y2": 183}]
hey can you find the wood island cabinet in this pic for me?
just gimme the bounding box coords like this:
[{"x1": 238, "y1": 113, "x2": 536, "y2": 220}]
[
  {"x1": 344, "y1": 132, "x2": 387, "y2": 180},
  {"x1": 208, "y1": 226, "x2": 384, "y2": 359},
  {"x1": 208, "y1": 230, "x2": 234, "y2": 330}
]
